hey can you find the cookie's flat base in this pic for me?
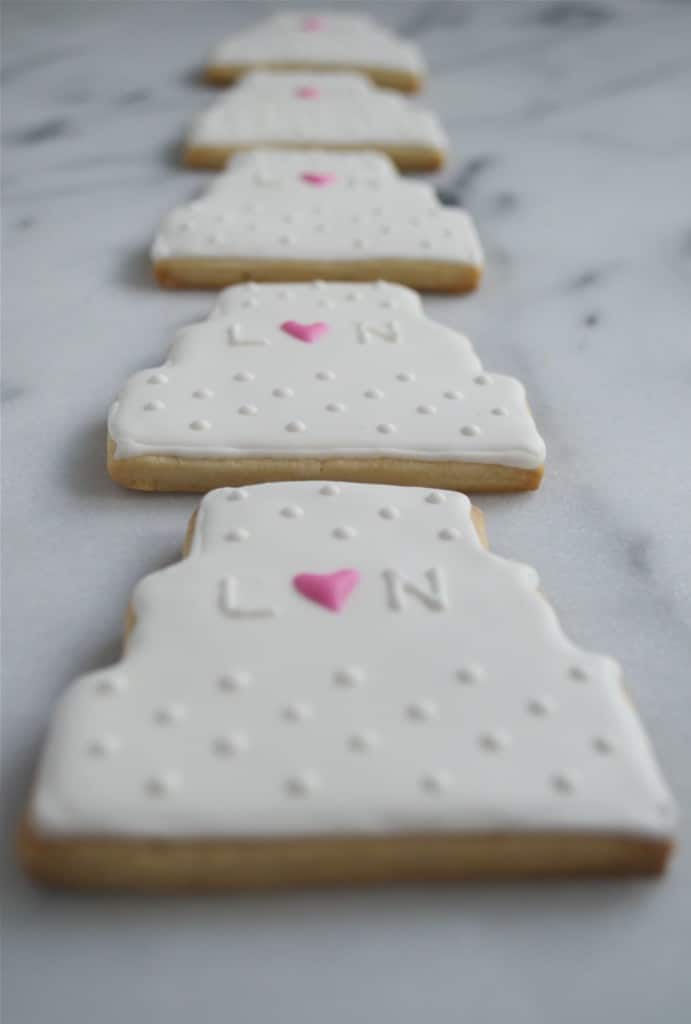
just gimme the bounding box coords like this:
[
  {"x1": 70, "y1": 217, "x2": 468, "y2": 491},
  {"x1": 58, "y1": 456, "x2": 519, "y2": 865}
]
[
  {"x1": 205, "y1": 62, "x2": 422, "y2": 93},
  {"x1": 107, "y1": 439, "x2": 544, "y2": 494},
  {"x1": 184, "y1": 141, "x2": 445, "y2": 173},
  {"x1": 19, "y1": 820, "x2": 671, "y2": 889},
  {"x1": 152, "y1": 258, "x2": 482, "y2": 293}
]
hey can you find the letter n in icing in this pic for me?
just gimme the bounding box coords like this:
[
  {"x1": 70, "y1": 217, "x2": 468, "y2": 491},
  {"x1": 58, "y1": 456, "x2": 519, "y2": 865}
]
[
  {"x1": 218, "y1": 577, "x2": 277, "y2": 619},
  {"x1": 357, "y1": 321, "x2": 402, "y2": 345},
  {"x1": 382, "y1": 568, "x2": 448, "y2": 612}
]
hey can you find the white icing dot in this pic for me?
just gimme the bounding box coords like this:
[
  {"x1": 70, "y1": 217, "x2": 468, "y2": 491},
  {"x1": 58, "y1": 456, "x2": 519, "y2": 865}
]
[
  {"x1": 93, "y1": 675, "x2": 127, "y2": 696},
  {"x1": 316, "y1": 370, "x2": 335, "y2": 381},
  {"x1": 281, "y1": 505, "x2": 304, "y2": 519},
  {"x1": 479, "y1": 730, "x2": 511, "y2": 752},
  {"x1": 425, "y1": 491, "x2": 446, "y2": 505},
  {"x1": 444, "y1": 390, "x2": 464, "y2": 400},
  {"x1": 212, "y1": 732, "x2": 249, "y2": 757},
  {"x1": 551, "y1": 773, "x2": 577, "y2": 795},
  {"x1": 491, "y1": 407, "x2": 508, "y2": 417},
  {"x1": 378, "y1": 506, "x2": 400, "y2": 520},
  {"x1": 364, "y1": 388, "x2": 385, "y2": 399},
  {"x1": 474, "y1": 374, "x2": 491, "y2": 386},
  {"x1": 460, "y1": 424, "x2": 481, "y2": 437},
  {"x1": 325, "y1": 402, "x2": 346, "y2": 413},
  {"x1": 272, "y1": 386, "x2": 294, "y2": 398},
  {"x1": 353, "y1": 239, "x2": 367, "y2": 250},
  {"x1": 145, "y1": 772, "x2": 182, "y2": 797},
  {"x1": 278, "y1": 233, "x2": 295, "y2": 245},
  {"x1": 226, "y1": 488, "x2": 248, "y2": 501},
  {"x1": 527, "y1": 696, "x2": 556, "y2": 716},
  {"x1": 417, "y1": 404, "x2": 437, "y2": 415},
  {"x1": 377, "y1": 423, "x2": 397, "y2": 434},
  {"x1": 285, "y1": 772, "x2": 320, "y2": 797},
  {"x1": 592, "y1": 736, "x2": 614, "y2": 755},
  {"x1": 420, "y1": 771, "x2": 452, "y2": 795},
  {"x1": 189, "y1": 419, "x2": 211, "y2": 431},
  {"x1": 192, "y1": 387, "x2": 214, "y2": 399},
  {"x1": 569, "y1": 665, "x2": 589, "y2": 682},
  {"x1": 225, "y1": 527, "x2": 250, "y2": 542},
  {"x1": 87, "y1": 735, "x2": 121, "y2": 757},
  {"x1": 332, "y1": 525, "x2": 357, "y2": 540},
  {"x1": 420, "y1": 240, "x2": 432, "y2": 250},
  {"x1": 147, "y1": 373, "x2": 168, "y2": 385},
  {"x1": 456, "y1": 664, "x2": 485, "y2": 685},
  {"x1": 143, "y1": 400, "x2": 165, "y2": 412},
  {"x1": 319, "y1": 483, "x2": 340, "y2": 496},
  {"x1": 240, "y1": 297, "x2": 259, "y2": 309},
  {"x1": 234, "y1": 371, "x2": 255, "y2": 382},
  {"x1": 218, "y1": 670, "x2": 251, "y2": 692},
  {"x1": 348, "y1": 731, "x2": 379, "y2": 753},
  {"x1": 153, "y1": 703, "x2": 187, "y2": 726},
  {"x1": 285, "y1": 420, "x2": 307, "y2": 433},
  {"x1": 282, "y1": 701, "x2": 314, "y2": 723},
  {"x1": 396, "y1": 371, "x2": 416, "y2": 382},
  {"x1": 438, "y1": 527, "x2": 461, "y2": 541},
  {"x1": 406, "y1": 700, "x2": 438, "y2": 722},
  {"x1": 333, "y1": 666, "x2": 366, "y2": 688},
  {"x1": 238, "y1": 404, "x2": 258, "y2": 416}
]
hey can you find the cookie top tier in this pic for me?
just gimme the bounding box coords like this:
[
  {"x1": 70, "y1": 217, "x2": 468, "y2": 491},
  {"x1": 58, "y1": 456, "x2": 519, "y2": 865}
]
[{"x1": 30, "y1": 482, "x2": 674, "y2": 841}]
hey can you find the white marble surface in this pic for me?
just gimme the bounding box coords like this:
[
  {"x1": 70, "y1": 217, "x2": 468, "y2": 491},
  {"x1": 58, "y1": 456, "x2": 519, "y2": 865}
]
[{"x1": 2, "y1": 2, "x2": 690, "y2": 1022}]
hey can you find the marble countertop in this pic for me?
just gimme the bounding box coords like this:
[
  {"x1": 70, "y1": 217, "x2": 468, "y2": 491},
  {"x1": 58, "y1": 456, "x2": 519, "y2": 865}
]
[{"x1": 2, "y1": 2, "x2": 690, "y2": 1021}]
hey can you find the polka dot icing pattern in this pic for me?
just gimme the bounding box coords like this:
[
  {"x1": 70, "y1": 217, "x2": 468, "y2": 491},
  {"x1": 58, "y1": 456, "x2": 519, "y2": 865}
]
[
  {"x1": 207, "y1": 12, "x2": 425, "y2": 79},
  {"x1": 108, "y1": 284, "x2": 545, "y2": 469},
  {"x1": 208, "y1": 281, "x2": 423, "y2": 320},
  {"x1": 30, "y1": 482, "x2": 675, "y2": 839},
  {"x1": 150, "y1": 150, "x2": 482, "y2": 267},
  {"x1": 186, "y1": 71, "x2": 447, "y2": 153}
]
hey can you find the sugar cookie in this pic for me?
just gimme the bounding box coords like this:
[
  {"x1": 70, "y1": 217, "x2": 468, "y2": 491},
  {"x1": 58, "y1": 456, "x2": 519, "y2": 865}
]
[
  {"x1": 21, "y1": 483, "x2": 676, "y2": 888},
  {"x1": 152, "y1": 150, "x2": 483, "y2": 292},
  {"x1": 184, "y1": 71, "x2": 447, "y2": 171},
  {"x1": 107, "y1": 282, "x2": 543, "y2": 493},
  {"x1": 205, "y1": 12, "x2": 425, "y2": 92}
]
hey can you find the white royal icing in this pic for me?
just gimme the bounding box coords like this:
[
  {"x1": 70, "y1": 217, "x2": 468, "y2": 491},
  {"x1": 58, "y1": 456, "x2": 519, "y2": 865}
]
[
  {"x1": 30, "y1": 482, "x2": 675, "y2": 840},
  {"x1": 151, "y1": 150, "x2": 483, "y2": 269},
  {"x1": 208, "y1": 280, "x2": 423, "y2": 318},
  {"x1": 108, "y1": 282, "x2": 544, "y2": 470},
  {"x1": 207, "y1": 12, "x2": 424, "y2": 79},
  {"x1": 186, "y1": 71, "x2": 446, "y2": 155}
]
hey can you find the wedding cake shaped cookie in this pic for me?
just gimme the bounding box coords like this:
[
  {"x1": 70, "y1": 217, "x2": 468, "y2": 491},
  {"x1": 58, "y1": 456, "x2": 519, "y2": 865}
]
[
  {"x1": 21, "y1": 483, "x2": 676, "y2": 888},
  {"x1": 185, "y1": 71, "x2": 447, "y2": 171},
  {"x1": 205, "y1": 12, "x2": 425, "y2": 92},
  {"x1": 151, "y1": 150, "x2": 483, "y2": 292},
  {"x1": 107, "y1": 282, "x2": 544, "y2": 493}
]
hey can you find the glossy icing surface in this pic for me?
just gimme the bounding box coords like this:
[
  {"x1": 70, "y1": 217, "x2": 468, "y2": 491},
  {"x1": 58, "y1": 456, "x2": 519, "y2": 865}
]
[
  {"x1": 187, "y1": 71, "x2": 446, "y2": 151},
  {"x1": 108, "y1": 283, "x2": 545, "y2": 469},
  {"x1": 208, "y1": 12, "x2": 424, "y2": 75},
  {"x1": 30, "y1": 482, "x2": 675, "y2": 840},
  {"x1": 151, "y1": 150, "x2": 483, "y2": 266}
]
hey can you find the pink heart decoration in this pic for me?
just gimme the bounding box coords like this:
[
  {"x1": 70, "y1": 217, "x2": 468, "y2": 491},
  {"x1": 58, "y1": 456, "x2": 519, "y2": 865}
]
[
  {"x1": 280, "y1": 320, "x2": 329, "y2": 343},
  {"x1": 295, "y1": 86, "x2": 320, "y2": 99},
  {"x1": 293, "y1": 570, "x2": 361, "y2": 613},
  {"x1": 300, "y1": 172, "x2": 336, "y2": 187},
  {"x1": 301, "y1": 16, "x2": 325, "y2": 31}
]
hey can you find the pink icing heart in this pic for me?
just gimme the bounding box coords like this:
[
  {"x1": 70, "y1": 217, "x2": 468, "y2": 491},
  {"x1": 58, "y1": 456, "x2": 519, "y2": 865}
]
[
  {"x1": 300, "y1": 172, "x2": 336, "y2": 187},
  {"x1": 280, "y1": 320, "x2": 329, "y2": 343},
  {"x1": 293, "y1": 570, "x2": 360, "y2": 613},
  {"x1": 301, "y1": 16, "x2": 325, "y2": 31},
  {"x1": 295, "y1": 86, "x2": 320, "y2": 99}
]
